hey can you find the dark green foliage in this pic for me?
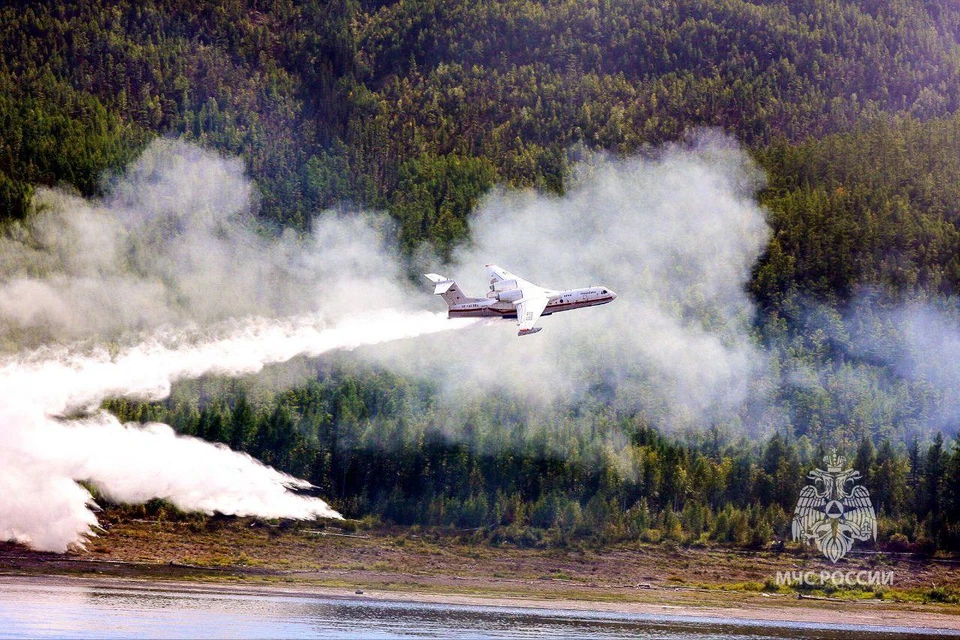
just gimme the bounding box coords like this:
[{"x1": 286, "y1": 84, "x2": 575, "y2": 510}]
[
  {"x1": 4, "y1": 0, "x2": 960, "y2": 247},
  {"x1": 0, "y1": 171, "x2": 34, "y2": 222},
  {"x1": 0, "y1": 73, "x2": 148, "y2": 221},
  {"x1": 391, "y1": 154, "x2": 497, "y2": 257},
  {"x1": 9, "y1": 0, "x2": 960, "y2": 553},
  {"x1": 119, "y1": 368, "x2": 960, "y2": 551},
  {"x1": 756, "y1": 115, "x2": 960, "y2": 302}
]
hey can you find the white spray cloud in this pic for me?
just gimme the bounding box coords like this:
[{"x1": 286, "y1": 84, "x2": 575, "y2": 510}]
[
  {"x1": 3, "y1": 131, "x2": 877, "y2": 550},
  {"x1": 0, "y1": 139, "x2": 481, "y2": 552},
  {"x1": 0, "y1": 139, "x2": 412, "y2": 348},
  {"x1": 0, "y1": 310, "x2": 477, "y2": 552},
  {"x1": 374, "y1": 133, "x2": 775, "y2": 433},
  {"x1": 896, "y1": 305, "x2": 960, "y2": 429},
  {"x1": 837, "y1": 299, "x2": 960, "y2": 440}
]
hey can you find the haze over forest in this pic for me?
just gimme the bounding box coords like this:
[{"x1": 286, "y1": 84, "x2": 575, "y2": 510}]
[{"x1": 4, "y1": 1, "x2": 960, "y2": 552}]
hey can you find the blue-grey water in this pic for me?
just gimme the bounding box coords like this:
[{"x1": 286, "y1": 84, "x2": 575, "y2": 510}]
[{"x1": 0, "y1": 577, "x2": 956, "y2": 639}]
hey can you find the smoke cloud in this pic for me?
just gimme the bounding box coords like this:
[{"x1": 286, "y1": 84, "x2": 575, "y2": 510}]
[
  {"x1": 7, "y1": 132, "x2": 957, "y2": 552},
  {"x1": 0, "y1": 310, "x2": 475, "y2": 552},
  {"x1": 895, "y1": 305, "x2": 960, "y2": 431},
  {"x1": 0, "y1": 140, "x2": 475, "y2": 552},
  {"x1": 0, "y1": 139, "x2": 413, "y2": 349},
  {"x1": 396, "y1": 136, "x2": 960, "y2": 444},
  {"x1": 1, "y1": 133, "x2": 779, "y2": 553},
  {"x1": 813, "y1": 298, "x2": 960, "y2": 442},
  {"x1": 376, "y1": 133, "x2": 775, "y2": 434}
]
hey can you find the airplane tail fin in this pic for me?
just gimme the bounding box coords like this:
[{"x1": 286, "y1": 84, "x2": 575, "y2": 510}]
[{"x1": 424, "y1": 273, "x2": 484, "y2": 308}]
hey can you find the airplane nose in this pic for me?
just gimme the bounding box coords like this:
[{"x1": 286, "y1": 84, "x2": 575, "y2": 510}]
[{"x1": 610, "y1": 290, "x2": 617, "y2": 300}]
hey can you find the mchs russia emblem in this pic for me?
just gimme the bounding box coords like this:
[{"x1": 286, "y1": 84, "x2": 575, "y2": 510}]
[{"x1": 791, "y1": 452, "x2": 877, "y2": 562}]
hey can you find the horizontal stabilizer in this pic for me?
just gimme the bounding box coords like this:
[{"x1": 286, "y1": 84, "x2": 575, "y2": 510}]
[
  {"x1": 518, "y1": 327, "x2": 542, "y2": 336},
  {"x1": 424, "y1": 273, "x2": 483, "y2": 308},
  {"x1": 424, "y1": 273, "x2": 454, "y2": 295}
]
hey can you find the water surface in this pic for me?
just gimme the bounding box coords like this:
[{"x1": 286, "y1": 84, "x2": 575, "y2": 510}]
[{"x1": 0, "y1": 577, "x2": 955, "y2": 639}]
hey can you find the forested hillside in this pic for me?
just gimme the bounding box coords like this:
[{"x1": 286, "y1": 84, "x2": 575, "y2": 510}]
[
  {"x1": 104, "y1": 366, "x2": 960, "y2": 552},
  {"x1": 5, "y1": 0, "x2": 960, "y2": 551},
  {"x1": 4, "y1": 1, "x2": 960, "y2": 242}
]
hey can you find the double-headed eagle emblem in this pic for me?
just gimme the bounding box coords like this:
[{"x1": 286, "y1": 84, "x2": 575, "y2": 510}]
[{"x1": 791, "y1": 452, "x2": 877, "y2": 562}]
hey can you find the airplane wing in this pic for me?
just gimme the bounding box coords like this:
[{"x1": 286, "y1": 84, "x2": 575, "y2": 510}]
[
  {"x1": 487, "y1": 264, "x2": 554, "y2": 292},
  {"x1": 515, "y1": 291, "x2": 549, "y2": 336},
  {"x1": 487, "y1": 265, "x2": 557, "y2": 334}
]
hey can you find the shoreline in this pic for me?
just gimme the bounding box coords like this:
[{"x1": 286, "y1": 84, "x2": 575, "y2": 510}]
[
  {"x1": 3, "y1": 515, "x2": 960, "y2": 634},
  {"x1": 2, "y1": 573, "x2": 960, "y2": 635}
]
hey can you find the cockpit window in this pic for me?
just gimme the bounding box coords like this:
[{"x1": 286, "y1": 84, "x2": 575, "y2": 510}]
[{"x1": 601, "y1": 289, "x2": 607, "y2": 294}]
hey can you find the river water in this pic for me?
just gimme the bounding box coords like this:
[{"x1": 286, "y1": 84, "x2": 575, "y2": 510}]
[{"x1": 0, "y1": 577, "x2": 955, "y2": 638}]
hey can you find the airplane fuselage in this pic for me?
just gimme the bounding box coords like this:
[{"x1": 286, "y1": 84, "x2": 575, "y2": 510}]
[
  {"x1": 447, "y1": 286, "x2": 615, "y2": 319},
  {"x1": 425, "y1": 265, "x2": 616, "y2": 336}
]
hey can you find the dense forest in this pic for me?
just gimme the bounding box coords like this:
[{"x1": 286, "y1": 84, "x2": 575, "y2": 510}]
[
  {"x1": 5, "y1": 0, "x2": 960, "y2": 551},
  {"x1": 105, "y1": 366, "x2": 960, "y2": 552}
]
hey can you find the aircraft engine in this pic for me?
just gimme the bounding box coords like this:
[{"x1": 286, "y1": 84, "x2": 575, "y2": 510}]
[
  {"x1": 491, "y1": 279, "x2": 518, "y2": 292},
  {"x1": 496, "y1": 288, "x2": 523, "y2": 303}
]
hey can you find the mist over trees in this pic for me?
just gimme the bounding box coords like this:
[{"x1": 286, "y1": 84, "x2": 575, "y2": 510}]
[
  {"x1": 104, "y1": 365, "x2": 960, "y2": 552},
  {"x1": 5, "y1": 0, "x2": 960, "y2": 550}
]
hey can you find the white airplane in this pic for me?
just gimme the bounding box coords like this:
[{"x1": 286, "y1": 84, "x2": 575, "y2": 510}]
[{"x1": 424, "y1": 264, "x2": 616, "y2": 336}]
